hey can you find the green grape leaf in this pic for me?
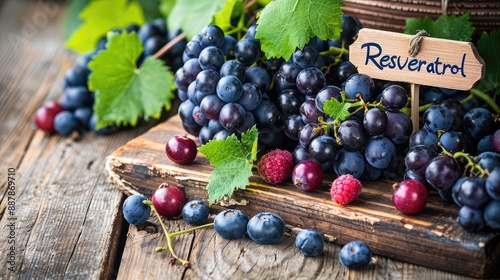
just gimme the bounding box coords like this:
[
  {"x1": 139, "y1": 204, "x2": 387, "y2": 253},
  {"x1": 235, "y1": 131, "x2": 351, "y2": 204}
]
[
  {"x1": 475, "y1": 29, "x2": 500, "y2": 95},
  {"x1": 88, "y1": 32, "x2": 175, "y2": 129},
  {"x1": 255, "y1": 0, "x2": 344, "y2": 60},
  {"x1": 323, "y1": 98, "x2": 352, "y2": 122},
  {"x1": 405, "y1": 13, "x2": 474, "y2": 42},
  {"x1": 159, "y1": 0, "x2": 176, "y2": 18},
  {"x1": 65, "y1": 0, "x2": 145, "y2": 54},
  {"x1": 167, "y1": 0, "x2": 227, "y2": 40},
  {"x1": 214, "y1": 0, "x2": 244, "y2": 32},
  {"x1": 136, "y1": 0, "x2": 163, "y2": 22},
  {"x1": 199, "y1": 126, "x2": 259, "y2": 204},
  {"x1": 205, "y1": 159, "x2": 253, "y2": 205},
  {"x1": 62, "y1": 0, "x2": 89, "y2": 41},
  {"x1": 240, "y1": 125, "x2": 259, "y2": 161}
]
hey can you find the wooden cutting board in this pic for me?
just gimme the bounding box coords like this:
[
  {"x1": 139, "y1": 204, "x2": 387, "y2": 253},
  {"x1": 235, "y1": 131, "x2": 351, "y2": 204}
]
[{"x1": 106, "y1": 115, "x2": 500, "y2": 278}]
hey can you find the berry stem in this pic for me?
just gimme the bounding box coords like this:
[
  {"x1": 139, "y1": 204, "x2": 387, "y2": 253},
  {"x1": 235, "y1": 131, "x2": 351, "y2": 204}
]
[
  {"x1": 418, "y1": 102, "x2": 433, "y2": 113},
  {"x1": 144, "y1": 200, "x2": 190, "y2": 267},
  {"x1": 452, "y1": 151, "x2": 488, "y2": 177},
  {"x1": 438, "y1": 143, "x2": 488, "y2": 177},
  {"x1": 470, "y1": 88, "x2": 500, "y2": 114},
  {"x1": 225, "y1": 6, "x2": 249, "y2": 40},
  {"x1": 418, "y1": 88, "x2": 500, "y2": 114},
  {"x1": 245, "y1": 0, "x2": 259, "y2": 10},
  {"x1": 169, "y1": 223, "x2": 215, "y2": 237},
  {"x1": 319, "y1": 45, "x2": 349, "y2": 58},
  {"x1": 152, "y1": 32, "x2": 187, "y2": 60}
]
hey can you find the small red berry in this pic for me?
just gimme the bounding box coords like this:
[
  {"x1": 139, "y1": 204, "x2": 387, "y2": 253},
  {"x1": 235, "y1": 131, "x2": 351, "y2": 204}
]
[
  {"x1": 292, "y1": 160, "x2": 324, "y2": 192},
  {"x1": 330, "y1": 174, "x2": 363, "y2": 205},
  {"x1": 152, "y1": 184, "x2": 187, "y2": 218},
  {"x1": 166, "y1": 135, "x2": 197, "y2": 165},
  {"x1": 392, "y1": 179, "x2": 428, "y2": 215},
  {"x1": 34, "y1": 101, "x2": 65, "y2": 133},
  {"x1": 257, "y1": 149, "x2": 294, "y2": 184}
]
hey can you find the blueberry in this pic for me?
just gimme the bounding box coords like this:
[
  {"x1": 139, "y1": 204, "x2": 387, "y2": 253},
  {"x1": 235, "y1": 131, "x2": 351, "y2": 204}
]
[
  {"x1": 182, "y1": 200, "x2": 209, "y2": 226},
  {"x1": 339, "y1": 240, "x2": 372, "y2": 270},
  {"x1": 247, "y1": 212, "x2": 285, "y2": 244},
  {"x1": 73, "y1": 107, "x2": 93, "y2": 129},
  {"x1": 295, "y1": 229, "x2": 324, "y2": 257},
  {"x1": 123, "y1": 195, "x2": 151, "y2": 225},
  {"x1": 214, "y1": 209, "x2": 249, "y2": 239},
  {"x1": 53, "y1": 111, "x2": 79, "y2": 136},
  {"x1": 60, "y1": 86, "x2": 93, "y2": 111},
  {"x1": 88, "y1": 114, "x2": 115, "y2": 135},
  {"x1": 64, "y1": 66, "x2": 88, "y2": 88}
]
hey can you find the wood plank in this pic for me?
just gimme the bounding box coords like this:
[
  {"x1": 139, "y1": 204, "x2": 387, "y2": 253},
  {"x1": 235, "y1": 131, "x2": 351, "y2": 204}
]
[
  {"x1": 0, "y1": 1, "x2": 171, "y2": 279},
  {"x1": 116, "y1": 216, "x2": 193, "y2": 279},
  {"x1": 0, "y1": 115, "x2": 170, "y2": 279},
  {"x1": 0, "y1": 0, "x2": 76, "y2": 210},
  {"x1": 107, "y1": 115, "x2": 500, "y2": 278},
  {"x1": 184, "y1": 225, "x2": 346, "y2": 279},
  {"x1": 118, "y1": 216, "x2": 480, "y2": 279}
]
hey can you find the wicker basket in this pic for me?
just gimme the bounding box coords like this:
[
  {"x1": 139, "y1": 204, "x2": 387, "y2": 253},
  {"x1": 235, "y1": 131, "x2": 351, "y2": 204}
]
[{"x1": 342, "y1": 0, "x2": 500, "y2": 37}]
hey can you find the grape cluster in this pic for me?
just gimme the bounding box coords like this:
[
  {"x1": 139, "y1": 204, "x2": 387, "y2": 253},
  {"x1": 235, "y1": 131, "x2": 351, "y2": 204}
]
[
  {"x1": 280, "y1": 60, "x2": 416, "y2": 181},
  {"x1": 176, "y1": 17, "x2": 419, "y2": 181},
  {"x1": 175, "y1": 24, "x2": 268, "y2": 144},
  {"x1": 176, "y1": 16, "x2": 363, "y2": 151},
  {"x1": 35, "y1": 51, "x2": 103, "y2": 137},
  {"x1": 405, "y1": 102, "x2": 500, "y2": 233},
  {"x1": 176, "y1": 16, "x2": 500, "y2": 234},
  {"x1": 35, "y1": 18, "x2": 185, "y2": 137}
]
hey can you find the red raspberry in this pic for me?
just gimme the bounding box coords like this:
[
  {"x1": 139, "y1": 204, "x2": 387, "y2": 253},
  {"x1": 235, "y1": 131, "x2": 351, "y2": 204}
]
[
  {"x1": 257, "y1": 149, "x2": 294, "y2": 184},
  {"x1": 330, "y1": 174, "x2": 363, "y2": 205}
]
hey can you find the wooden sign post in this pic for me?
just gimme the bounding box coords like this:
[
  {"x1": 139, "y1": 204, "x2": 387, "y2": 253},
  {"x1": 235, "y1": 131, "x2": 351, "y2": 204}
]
[{"x1": 349, "y1": 28, "x2": 485, "y2": 132}]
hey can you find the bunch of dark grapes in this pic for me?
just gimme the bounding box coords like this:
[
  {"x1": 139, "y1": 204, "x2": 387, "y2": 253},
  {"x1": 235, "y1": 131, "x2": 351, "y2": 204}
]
[
  {"x1": 175, "y1": 16, "x2": 362, "y2": 151},
  {"x1": 35, "y1": 18, "x2": 186, "y2": 137},
  {"x1": 176, "y1": 16, "x2": 500, "y2": 234},
  {"x1": 175, "y1": 24, "x2": 270, "y2": 145},
  {"x1": 176, "y1": 16, "x2": 417, "y2": 180},
  {"x1": 405, "y1": 99, "x2": 500, "y2": 233}
]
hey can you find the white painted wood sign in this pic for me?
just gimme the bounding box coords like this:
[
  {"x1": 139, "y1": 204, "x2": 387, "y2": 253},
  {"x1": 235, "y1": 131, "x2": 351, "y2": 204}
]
[
  {"x1": 350, "y1": 28, "x2": 485, "y2": 91},
  {"x1": 350, "y1": 28, "x2": 486, "y2": 132}
]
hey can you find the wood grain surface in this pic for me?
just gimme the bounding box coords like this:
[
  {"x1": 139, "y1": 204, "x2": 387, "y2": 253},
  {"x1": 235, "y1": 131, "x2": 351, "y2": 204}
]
[
  {"x1": 0, "y1": 1, "x2": 165, "y2": 279},
  {"x1": 107, "y1": 115, "x2": 500, "y2": 279},
  {"x1": 0, "y1": 1, "x2": 499, "y2": 280}
]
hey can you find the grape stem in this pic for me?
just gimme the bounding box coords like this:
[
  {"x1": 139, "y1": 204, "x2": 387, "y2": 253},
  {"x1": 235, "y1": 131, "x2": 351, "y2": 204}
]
[
  {"x1": 470, "y1": 88, "x2": 500, "y2": 114},
  {"x1": 319, "y1": 45, "x2": 349, "y2": 58},
  {"x1": 152, "y1": 33, "x2": 187, "y2": 60},
  {"x1": 418, "y1": 87, "x2": 500, "y2": 114},
  {"x1": 245, "y1": 0, "x2": 259, "y2": 10},
  {"x1": 418, "y1": 102, "x2": 433, "y2": 113},
  {"x1": 169, "y1": 223, "x2": 215, "y2": 237},
  {"x1": 224, "y1": 8, "x2": 249, "y2": 40},
  {"x1": 320, "y1": 93, "x2": 384, "y2": 144},
  {"x1": 438, "y1": 143, "x2": 488, "y2": 177},
  {"x1": 143, "y1": 200, "x2": 215, "y2": 267}
]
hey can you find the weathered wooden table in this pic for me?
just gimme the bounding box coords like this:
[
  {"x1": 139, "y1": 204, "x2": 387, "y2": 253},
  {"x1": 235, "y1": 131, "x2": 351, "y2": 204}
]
[{"x1": 0, "y1": 1, "x2": 498, "y2": 279}]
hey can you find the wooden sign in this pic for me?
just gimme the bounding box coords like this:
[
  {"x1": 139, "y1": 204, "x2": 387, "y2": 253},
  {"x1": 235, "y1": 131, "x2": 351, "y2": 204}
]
[
  {"x1": 350, "y1": 28, "x2": 485, "y2": 90},
  {"x1": 350, "y1": 28, "x2": 485, "y2": 132}
]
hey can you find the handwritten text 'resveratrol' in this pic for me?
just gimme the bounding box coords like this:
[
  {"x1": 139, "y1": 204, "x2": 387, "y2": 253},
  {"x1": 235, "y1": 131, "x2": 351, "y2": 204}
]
[{"x1": 361, "y1": 42, "x2": 466, "y2": 78}]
